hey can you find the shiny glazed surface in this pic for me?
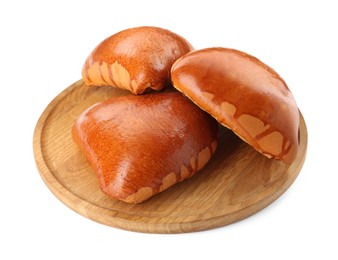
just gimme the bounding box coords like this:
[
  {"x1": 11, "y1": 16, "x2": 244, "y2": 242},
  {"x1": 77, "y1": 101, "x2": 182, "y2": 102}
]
[
  {"x1": 72, "y1": 92, "x2": 218, "y2": 203},
  {"x1": 82, "y1": 26, "x2": 193, "y2": 94},
  {"x1": 171, "y1": 47, "x2": 299, "y2": 163}
]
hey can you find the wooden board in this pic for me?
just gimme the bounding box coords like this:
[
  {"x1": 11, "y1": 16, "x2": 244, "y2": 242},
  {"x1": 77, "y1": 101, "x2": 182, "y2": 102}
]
[{"x1": 33, "y1": 80, "x2": 308, "y2": 233}]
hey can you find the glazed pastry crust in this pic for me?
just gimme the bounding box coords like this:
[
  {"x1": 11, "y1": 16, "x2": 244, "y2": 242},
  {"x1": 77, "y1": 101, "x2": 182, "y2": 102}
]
[
  {"x1": 82, "y1": 26, "x2": 193, "y2": 94},
  {"x1": 171, "y1": 47, "x2": 299, "y2": 163},
  {"x1": 73, "y1": 92, "x2": 218, "y2": 203}
]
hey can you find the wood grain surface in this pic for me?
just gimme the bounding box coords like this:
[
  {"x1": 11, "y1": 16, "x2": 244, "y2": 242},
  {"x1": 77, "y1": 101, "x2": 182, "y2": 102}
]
[{"x1": 33, "y1": 80, "x2": 308, "y2": 233}]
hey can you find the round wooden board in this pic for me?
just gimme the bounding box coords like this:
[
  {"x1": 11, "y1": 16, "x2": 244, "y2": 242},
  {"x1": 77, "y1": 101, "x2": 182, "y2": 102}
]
[{"x1": 33, "y1": 80, "x2": 307, "y2": 233}]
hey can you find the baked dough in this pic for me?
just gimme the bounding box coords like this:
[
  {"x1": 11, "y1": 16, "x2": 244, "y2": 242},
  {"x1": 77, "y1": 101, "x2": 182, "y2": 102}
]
[
  {"x1": 171, "y1": 47, "x2": 299, "y2": 163},
  {"x1": 72, "y1": 92, "x2": 218, "y2": 203}
]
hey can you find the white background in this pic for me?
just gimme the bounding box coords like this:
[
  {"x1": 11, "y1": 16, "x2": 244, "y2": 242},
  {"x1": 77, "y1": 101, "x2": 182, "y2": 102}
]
[{"x1": 1, "y1": 0, "x2": 337, "y2": 259}]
